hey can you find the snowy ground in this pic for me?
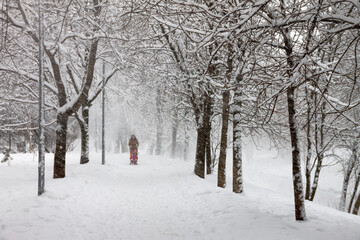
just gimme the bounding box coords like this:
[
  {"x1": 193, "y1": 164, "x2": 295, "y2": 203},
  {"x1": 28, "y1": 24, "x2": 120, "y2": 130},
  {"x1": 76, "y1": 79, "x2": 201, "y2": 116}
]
[{"x1": 1, "y1": 148, "x2": 360, "y2": 240}]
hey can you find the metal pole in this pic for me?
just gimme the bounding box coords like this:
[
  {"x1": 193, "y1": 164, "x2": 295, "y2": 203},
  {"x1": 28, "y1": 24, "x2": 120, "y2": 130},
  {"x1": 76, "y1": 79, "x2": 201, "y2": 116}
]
[
  {"x1": 102, "y1": 61, "x2": 105, "y2": 165},
  {"x1": 38, "y1": 0, "x2": 45, "y2": 196}
]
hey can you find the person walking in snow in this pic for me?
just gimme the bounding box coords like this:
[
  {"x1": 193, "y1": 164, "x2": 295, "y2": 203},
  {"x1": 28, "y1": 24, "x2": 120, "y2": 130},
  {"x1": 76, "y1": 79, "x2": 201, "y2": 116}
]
[{"x1": 128, "y1": 135, "x2": 139, "y2": 165}]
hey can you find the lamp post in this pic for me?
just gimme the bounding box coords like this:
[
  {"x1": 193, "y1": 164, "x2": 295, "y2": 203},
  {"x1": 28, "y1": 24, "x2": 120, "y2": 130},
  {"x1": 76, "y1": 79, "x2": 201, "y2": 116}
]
[
  {"x1": 102, "y1": 61, "x2": 105, "y2": 165},
  {"x1": 38, "y1": 0, "x2": 45, "y2": 196}
]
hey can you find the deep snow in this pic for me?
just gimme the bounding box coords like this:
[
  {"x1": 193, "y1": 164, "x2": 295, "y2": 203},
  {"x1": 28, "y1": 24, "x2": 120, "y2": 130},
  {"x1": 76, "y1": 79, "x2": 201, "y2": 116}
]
[{"x1": 1, "y1": 147, "x2": 360, "y2": 240}]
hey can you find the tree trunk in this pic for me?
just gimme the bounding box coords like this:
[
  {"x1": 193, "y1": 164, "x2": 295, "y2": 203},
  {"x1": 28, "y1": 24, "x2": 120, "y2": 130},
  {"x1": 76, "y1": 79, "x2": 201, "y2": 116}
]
[
  {"x1": 282, "y1": 28, "x2": 306, "y2": 220},
  {"x1": 171, "y1": 124, "x2": 177, "y2": 158},
  {"x1": 339, "y1": 151, "x2": 356, "y2": 211},
  {"x1": 305, "y1": 88, "x2": 313, "y2": 200},
  {"x1": 205, "y1": 94, "x2": 212, "y2": 174},
  {"x1": 171, "y1": 111, "x2": 178, "y2": 158},
  {"x1": 184, "y1": 126, "x2": 189, "y2": 161},
  {"x1": 352, "y1": 190, "x2": 360, "y2": 215},
  {"x1": 94, "y1": 104, "x2": 99, "y2": 153},
  {"x1": 309, "y1": 116, "x2": 325, "y2": 202},
  {"x1": 348, "y1": 140, "x2": 359, "y2": 212},
  {"x1": 309, "y1": 155, "x2": 322, "y2": 201},
  {"x1": 52, "y1": 40, "x2": 99, "y2": 176},
  {"x1": 309, "y1": 90, "x2": 326, "y2": 201},
  {"x1": 155, "y1": 122, "x2": 163, "y2": 155},
  {"x1": 8, "y1": 132, "x2": 11, "y2": 152},
  {"x1": 218, "y1": 90, "x2": 230, "y2": 188},
  {"x1": 194, "y1": 97, "x2": 209, "y2": 179},
  {"x1": 339, "y1": 172, "x2": 352, "y2": 212},
  {"x1": 339, "y1": 143, "x2": 358, "y2": 212},
  {"x1": 155, "y1": 88, "x2": 163, "y2": 155},
  {"x1": 53, "y1": 113, "x2": 69, "y2": 178},
  {"x1": 75, "y1": 103, "x2": 90, "y2": 164},
  {"x1": 287, "y1": 86, "x2": 306, "y2": 221},
  {"x1": 205, "y1": 128, "x2": 211, "y2": 174},
  {"x1": 80, "y1": 104, "x2": 90, "y2": 164},
  {"x1": 348, "y1": 170, "x2": 360, "y2": 213},
  {"x1": 194, "y1": 116, "x2": 206, "y2": 178},
  {"x1": 233, "y1": 73, "x2": 243, "y2": 193},
  {"x1": 305, "y1": 159, "x2": 312, "y2": 200}
]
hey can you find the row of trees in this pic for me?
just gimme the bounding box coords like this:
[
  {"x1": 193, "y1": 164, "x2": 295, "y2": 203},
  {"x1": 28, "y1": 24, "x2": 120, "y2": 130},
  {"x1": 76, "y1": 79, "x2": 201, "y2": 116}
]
[
  {"x1": 0, "y1": 0, "x2": 121, "y2": 176},
  {"x1": 1, "y1": 0, "x2": 360, "y2": 220},
  {"x1": 133, "y1": 0, "x2": 360, "y2": 220}
]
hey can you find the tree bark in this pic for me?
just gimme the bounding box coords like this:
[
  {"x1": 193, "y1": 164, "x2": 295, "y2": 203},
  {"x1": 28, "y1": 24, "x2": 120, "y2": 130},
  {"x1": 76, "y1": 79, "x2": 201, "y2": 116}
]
[
  {"x1": 8, "y1": 132, "x2": 11, "y2": 152},
  {"x1": 339, "y1": 150, "x2": 356, "y2": 211},
  {"x1": 339, "y1": 163, "x2": 356, "y2": 211},
  {"x1": 233, "y1": 73, "x2": 243, "y2": 193},
  {"x1": 305, "y1": 88, "x2": 313, "y2": 200},
  {"x1": 217, "y1": 39, "x2": 234, "y2": 183},
  {"x1": 205, "y1": 94, "x2": 212, "y2": 174},
  {"x1": 54, "y1": 38, "x2": 98, "y2": 176},
  {"x1": 79, "y1": 103, "x2": 90, "y2": 164},
  {"x1": 184, "y1": 126, "x2": 189, "y2": 161},
  {"x1": 94, "y1": 104, "x2": 99, "y2": 153},
  {"x1": 74, "y1": 103, "x2": 90, "y2": 164},
  {"x1": 348, "y1": 139, "x2": 359, "y2": 212},
  {"x1": 309, "y1": 90, "x2": 326, "y2": 201},
  {"x1": 340, "y1": 172, "x2": 352, "y2": 212},
  {"x1": 171, "y1": 111, "x2": 178, "y2": 158},
  {"x1": 348, "y1": 170, "x2": 360, "y2": 213},
  {"x1": 218, "y1": 90, "x2": 230, "y2": 188},
  {"x1": 194, "y1": 90, "x2": 212, "y2": 178},
  {"x1": 282, "y1": 27, "x2": 306, "y2": 220},
  {"x1": 309, "y1": 155, "x2": 322, "y2": 201},
  {"x1": 352, "y1": 190, "x2": 360, "y2": 215},
  {"x1": 155, "y1": 88, "x2": 163, "y2": 155},
  {"x1": 287, "y1": 86, "x2": 306, "y2": 221},
  {"x1": 205, "y1": 127, "x2": 212, "y2": 174},
  {"x1": 53, "y1": 113, "x2": 68, "y2": 178},
  {"x1": 194, "y1": 95, "x2": 209, "y2": 179},
  {"x1": 194, "y1": 122, "x2": 206, "y2": 178},
  {"x1": 52, "y1": 1, "x2": 101, "y2": 178},
  {"x1": 305, "y1": 159, "x2": 312, "y2": 200}
]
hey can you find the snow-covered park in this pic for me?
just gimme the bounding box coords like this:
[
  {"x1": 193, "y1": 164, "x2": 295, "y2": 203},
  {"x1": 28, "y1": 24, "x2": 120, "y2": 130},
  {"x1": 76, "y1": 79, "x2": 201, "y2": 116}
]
[
  {"x1": 1, "y1": 145, "x2": 360, "y2": 240},
  {"x1": 1, "y1": 1, "x2": 360, "y2": 240}
]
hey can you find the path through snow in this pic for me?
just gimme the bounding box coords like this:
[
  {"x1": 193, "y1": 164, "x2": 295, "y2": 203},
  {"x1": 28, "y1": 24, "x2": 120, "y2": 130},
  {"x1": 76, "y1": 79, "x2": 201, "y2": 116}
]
[{"x1": 1, "y1": 152, "x2": 360, "y2": 240}]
